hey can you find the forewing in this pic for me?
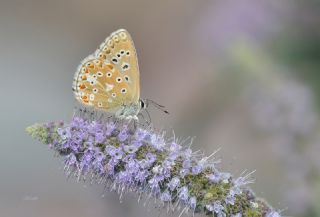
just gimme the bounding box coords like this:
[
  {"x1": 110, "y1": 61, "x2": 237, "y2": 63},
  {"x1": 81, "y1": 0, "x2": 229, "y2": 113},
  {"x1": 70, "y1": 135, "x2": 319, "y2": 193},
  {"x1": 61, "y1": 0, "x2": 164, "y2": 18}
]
[
  {"x1": 73, "y1": 29, "x2": 140, "y2": 111},
  {"x1": 95, "y1": 29, "x2": 140, "y2": 103}
]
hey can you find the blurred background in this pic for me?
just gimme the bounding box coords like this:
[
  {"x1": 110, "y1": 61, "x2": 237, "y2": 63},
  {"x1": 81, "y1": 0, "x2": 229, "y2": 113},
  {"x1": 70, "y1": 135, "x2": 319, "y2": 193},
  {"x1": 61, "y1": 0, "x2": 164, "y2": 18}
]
[{"x1": 0, "y1": 0, "x2": 319, "y2": 216}]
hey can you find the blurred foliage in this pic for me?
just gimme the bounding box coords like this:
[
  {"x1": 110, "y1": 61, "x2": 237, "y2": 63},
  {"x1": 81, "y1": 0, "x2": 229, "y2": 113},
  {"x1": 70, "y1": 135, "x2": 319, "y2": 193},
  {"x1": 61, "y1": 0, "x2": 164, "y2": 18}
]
[{"x1": 266, "y1": 9, "x2": 320, "y2": 110}]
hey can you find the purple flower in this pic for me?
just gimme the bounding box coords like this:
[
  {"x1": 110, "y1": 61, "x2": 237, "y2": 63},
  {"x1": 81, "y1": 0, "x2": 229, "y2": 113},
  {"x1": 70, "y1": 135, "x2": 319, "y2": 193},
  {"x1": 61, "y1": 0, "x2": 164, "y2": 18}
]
[
  {"x1": 27, "y1": 113, "x2": 281, "y2": 217},
  {"x1": 206, "y1": 204, "x2": 214, "y2": 212},
  {"x1": 135, "y1": 169, "x2": 150, "y2": 182},
  {"x1": 94, "y1": 130, "x2": 105, "y2": 143},
  {"x1": 125, "y1": 159, "x2": 139, "y2": 172},
  {"x1": 131, "y1": 140, "x2": 143, "y2": 148},
  {"x1": 167, "y1": 177, "x2": 180, "y2": 191},
  {"x1": 169, "y1": 142, "x2": 181, "y2": 152},
  {"x1": 225, "y1": 194, "x2": 236, "y2": 205},
  {"x1": 178, "y1": 186, "x2": 189, "y2": 202},
  {"x1": 71, "y1": 131, "x2": 85, "y2": 144},
  {"x1": 105, "y1": 146, "x2": 123, "y2": 160},
  {"x1": 70, "y1": 117, "x2": 85, "y2": 129},
  {"x1": 80, "y1": 150, "x2": 94, "y2": 171},
  {"x1": 123, "y1": 144, "x2": 139, "y2": 154},
  {"x1": 160, "y1": 190, "x2": 172, "y2": 202},
  {"x1": 117, "y1": 170, "x2": 132, "y2": 184},
  {"x1": 138, "y1": 159, "x2": 150, "y2": 169},
  {"x1": 65, "y1": 153, "x2": 78, "y2": 168},
  {"x1": 161, "y1": 159, "x2": 174, "y2": 177},
  {"x1": 92, "y1": 152, "x2": 105, "y2": 173},
  {"x1": 213, "y1": 201, "x2": 224, "y2": 214},
  {"x1": 105, "y1": 122, "x2": 116, "y2": 136},
  {"x1": 207, "y1": 173, "x2": 220, "y2": 183},
  {"x1": 192, "y1": 164, "x2": 203, "y2": 175},
  {"x1": 207, "y1": 172, "x2": 231, "y2": 183},
  {"x1": 148, "y1": 176, "x2": 161, "y2": 193},
  {"x1": 134, "y1": 128, "x2": 147, "y2": 141},
  {"x1": 57, "y1": 127, "x2": 71, "y2": 140},
  {"x1": 189, "y1": 196, "x2": 197, "y2": 209},
  {"x1": 152, "y1": 165, "x2": 163, "y2": 175},
  {"x1": 118, "y1": 127, "x2": 129, "y2": 142},
  {"x1": 182, "y1": 159, "x2": 191, "y2": 169},
  {"x1": 146, "y1": 153, "x2": 157, "y2": 164},
  {"x1": 150, "y1": 133, "x2": 165, "y2": 150},
  {"x1": 266, "y1": 211, "x2": 281, "y2": 217},
  {"x1": 184, "y1": 148, "x2": 192, "y2": 158},
  {"x1": 179, "y1": 168, "x2": 189, "y2": 177}
]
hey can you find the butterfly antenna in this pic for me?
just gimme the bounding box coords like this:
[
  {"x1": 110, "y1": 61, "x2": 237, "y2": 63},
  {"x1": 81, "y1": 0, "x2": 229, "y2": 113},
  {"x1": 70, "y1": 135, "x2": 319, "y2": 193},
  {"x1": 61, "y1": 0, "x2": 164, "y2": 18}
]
[{"x1": 146, "y1": 99, "x2": 169, "y2": 114}]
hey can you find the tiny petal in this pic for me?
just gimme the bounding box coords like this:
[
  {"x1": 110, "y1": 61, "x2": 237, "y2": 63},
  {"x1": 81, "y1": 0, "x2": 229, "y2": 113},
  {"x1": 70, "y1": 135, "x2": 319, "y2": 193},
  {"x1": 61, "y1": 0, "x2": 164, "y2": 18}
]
[
  {"x1": 178, "y1": 186, "x2": 189, "y2": 202},
  {"x1": 206, "y1": 204, "x2": 214, "y2": 212},
  {"x1": 167, "y1": 176, "x2": 180, "y2": 191},
  {"x1": 225, "y1": 194, "x2": 236, "y2": 205},
  {"x1": 189, "y1": 196, "x2": 197, "y2": 209},
  {"x1": 191, "y1": 164, "x2": 203, "y2": 175},
  {"x1": 213, "y1": 201, "x2": 224, "y2": 214},
  {"x1": 207, "y1": 173, "x2": 221, "y2": 183},
  {"x1": 123, "y1": 144, "x2": 138, "y2": 154},
  {"x1": 150, "y1": 134, "x2": 165, "y2": 150},
  {"x1": 135, "y1": 128, "x2": 147, "y2": 141},
  {"x1": 169, "y1": 142, "x2": 181, "y2": 152},
  {"x1": 118, "y1": 127, "x2": 129, "y2": 142},
  {"x1": 160, "y1": 191, "x2": 172, "y2": 202},
  {"x1": 266, "y1": 211, "x2": 281, "y2": 217}
]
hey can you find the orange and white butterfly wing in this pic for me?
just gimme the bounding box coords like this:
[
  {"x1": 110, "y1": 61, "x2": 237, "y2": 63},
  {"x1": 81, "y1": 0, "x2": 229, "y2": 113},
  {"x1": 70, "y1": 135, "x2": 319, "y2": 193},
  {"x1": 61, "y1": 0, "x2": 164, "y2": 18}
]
[{"x1": 73, "y1": 29, "x2": 140, "y2": 112}]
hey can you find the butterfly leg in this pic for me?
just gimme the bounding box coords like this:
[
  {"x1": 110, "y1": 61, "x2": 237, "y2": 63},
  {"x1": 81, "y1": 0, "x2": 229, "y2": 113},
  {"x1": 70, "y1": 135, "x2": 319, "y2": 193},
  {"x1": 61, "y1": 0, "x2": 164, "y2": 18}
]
[{"x1": 137, "y1": 110, "x2": 151, "y2": 127}]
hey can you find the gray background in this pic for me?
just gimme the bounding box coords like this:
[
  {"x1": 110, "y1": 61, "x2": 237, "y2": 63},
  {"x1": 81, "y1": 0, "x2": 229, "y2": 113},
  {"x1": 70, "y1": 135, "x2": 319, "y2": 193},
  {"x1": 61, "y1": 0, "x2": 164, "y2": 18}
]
[{"x1": 1, "y1": 0, "x2": 320, "y2": 217}]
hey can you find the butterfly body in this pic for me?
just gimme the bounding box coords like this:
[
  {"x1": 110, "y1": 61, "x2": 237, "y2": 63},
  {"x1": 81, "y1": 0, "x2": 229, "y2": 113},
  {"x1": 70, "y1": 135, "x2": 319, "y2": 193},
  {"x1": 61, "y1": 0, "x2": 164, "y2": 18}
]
[
  {"x1": 73, "y1": 29, "x2": 142, "y2": 120},
  {"x1": 115, "y1": 102, "x2": 141, "y2": 120}
]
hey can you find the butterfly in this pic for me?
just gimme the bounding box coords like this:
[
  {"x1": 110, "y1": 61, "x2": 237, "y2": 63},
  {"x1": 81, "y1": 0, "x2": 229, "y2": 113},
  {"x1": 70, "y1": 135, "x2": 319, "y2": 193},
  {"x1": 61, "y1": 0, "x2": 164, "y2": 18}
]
[{"x1": 72, "y1": 29, "x2": 168, "y2": 121}]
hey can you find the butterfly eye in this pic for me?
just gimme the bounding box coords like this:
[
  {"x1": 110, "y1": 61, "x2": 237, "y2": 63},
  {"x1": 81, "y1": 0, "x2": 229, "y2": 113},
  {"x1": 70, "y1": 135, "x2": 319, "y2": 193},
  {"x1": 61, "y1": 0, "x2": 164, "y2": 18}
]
[
  {"x1": 120, "y1": 50, "x2": 125, "y2": 55},
  {"x1": 98, "y1": 102, "x2": 103, "y2": 107},
  {"x1": 97, "y1": 71, "x2": 103, "y2": 77},
  {"x1": 106, "y1": 72, "x2": 112, "y2": 77},
  {"x1": 93, "y1": 88, "x2": 98, "y2": 93},
  {"x1": 117, "y1": 53, "x2": 121, "y2": 58},
  {"x1": 111, "y1": 93, "x2": 117, "y2": 98},
  {"x1": 126, "y1": 51, "x2": 130, "y2": 56},
  {"x1": 112, "y1": 58, "x2": 118, "y2": 64},
  {"x1": 94, "y1": 60, "x2": 100, "y2": 64},
  {"x1": 116, "y1": 77, "x2": 122, "y2": 83},
  {"x1": 93, "y1": 75, "x2": 97, "y2": 79},
  {"x1": 121, "y1": 88, "x2": 127, "y2": 94}
]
